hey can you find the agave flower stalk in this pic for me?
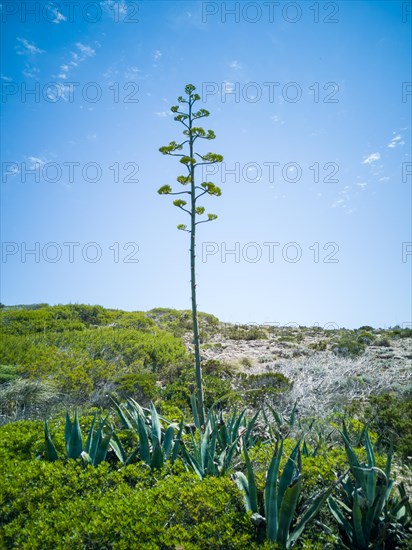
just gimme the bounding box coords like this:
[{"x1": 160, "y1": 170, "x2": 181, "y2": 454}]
[{"x1": 157, "y1": 84, "x2": 223, "y2": 428}]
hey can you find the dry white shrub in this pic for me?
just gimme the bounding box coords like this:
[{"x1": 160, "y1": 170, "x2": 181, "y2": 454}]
[{"x1": 264, "y1": 351, "x2": 411, "y2": 418}]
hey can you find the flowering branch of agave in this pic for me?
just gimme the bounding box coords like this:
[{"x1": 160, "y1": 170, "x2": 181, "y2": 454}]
[{"x1": 157, "y1": 84, "x2": 224, "y2": 428}]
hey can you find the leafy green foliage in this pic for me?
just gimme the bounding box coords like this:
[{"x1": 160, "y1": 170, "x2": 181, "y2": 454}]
[
  {"x1": 238, "y1": 373, "x2": 292, "y2": 407},
  {"x1": 0, "y1": 364, "x2": 18, "y2": 385},
  {"x1": 114, "y1": 372, "x2": 158, "y2": 404},
  {"x1": 365, "y1": 393, "x2": 412, "y2": 460},
  {"x1": 0, "y1": 304, "x2": 188, "y2": 406},
  {"x1": 0, "y1": 453, "x2": 254, "y2": 549},
  {"x1": 159, "y1": 360, "x2": 236, "y2": 411},
  {"x1": 146, "y1": 307, "x2": 219, "y2": 338},
  {"x1": 308, "y1": 340, "x2": 328, "y2": 351},
  {"x1": 226, "y1": 324, "x2": 267, "y2": 340},
  {"x1": 332, "y1": 334, "x2": 366, "y2": 357}
]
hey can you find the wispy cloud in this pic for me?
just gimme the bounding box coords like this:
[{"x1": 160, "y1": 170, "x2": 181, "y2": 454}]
[
  {"x1": 223, "y1": 81, "x2": 235, "y2": 93},
  {"x1": 16, "y1": 38, "x2": 45, "y2": 56},
  {"x1": 270, "y1": 114, "x2": 285, "y2": 125},
  {"x1": 26, "y1": 156, "x2": 47, "y2": 169},
  {"x1": 44, "y1": 83, "x2": 76, "y2": 102},
  {"x1": 3, "y1": 164, "x2": 20, "y2": 178},
  {"x1": 124, "y1": 66, "x2": 142, "y2": 80},
  {"x1": 76, "y1": 43, "x2": 96, "y2": 57},
  {"x1": 362, "y1": 152, "x2": 381, "y2": 165},
  {"x1": 101, "y1": 0, "x2": 128, "y2": 16},
  {"x1": 388, "y1": 134, "x2": 405, "y2": 148},
  {"x1": 58, "y1": 43, "x2": 97, "y2": 78},
  {"x1": 103, "y1": 66, "x2": 120, "y2": 79},
  {"x1": 331, "y1": 186, "x2": 353, "y2": 213},
  {"x1": 22, "y1": 64, "x2": 40, "y2": 79},
  {"x1": 154, "y1": 111, "x2": 172, "y2": 118},
  {"x1": 152, "y1": 50, "x2": 162, "y2": 61},
  {"x1": 49, "y1": 5, "x2": 67, "y2": 23},
  {"x1": 229, "y1": 60, "x2": 242, "y2": 70}
]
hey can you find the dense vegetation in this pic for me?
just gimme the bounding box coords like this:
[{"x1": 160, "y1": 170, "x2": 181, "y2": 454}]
[{"x1": 0, "y1": 304, "x2": 411, "y2": 548}]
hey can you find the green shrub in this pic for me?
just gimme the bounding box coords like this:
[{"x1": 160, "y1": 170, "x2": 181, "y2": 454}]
[
  {"x1": 358, "y1": 325, "x2": 374, "y2": 332},
  {"x1": 365, "y1": 393, "x2": 412, "y2": 460},
  {"x1": 226, "y1": 325, "x2": 267, "y2": 341},
  {"x1": 146, "y1": 307, "x2": 220, "y2": 340},
  {"x1": 0, "y1": 419, "x2": 47, "y2": 461},
  {"x1": 238, "y1": 372, "x2": 292, "y2": 407},
  {"x1": 332, "y1": 335, "x2": 365, "y2": 357},
  {"x1": 356, "y1": 330, "x2": 375, "y2": 345},
  {"x1": 0, "y1": 364, "x2": 18, "y2": 385},
  {"x1": 240, "y1": 356, "x2": 253, "y2": 368},
  {"x1": 160, "y1": 367, "x2": 235, "y2": 411},
  {"x1": 114, "y1": 372, "x2": 159, "y2": 404},
  {"x1": 0, "y1": 319, "x2": 188, "y2": 407},
  {"x1": 1, "y1": 458, "x2": 254, "y2": 549},
  {"x1": 389, "y1": 327, "x2": 412, "y2": 339},
  {"x1": 375, "y1": 336, "x2": 391, "y2": 347},
  {"x1": 308, "y1": 340, "x2": 327, "y2": 351}
]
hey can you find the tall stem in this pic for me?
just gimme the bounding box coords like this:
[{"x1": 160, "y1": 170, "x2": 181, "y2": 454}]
[{"x1": 189, "y1": 95, "x2": 206, "y2": 427}]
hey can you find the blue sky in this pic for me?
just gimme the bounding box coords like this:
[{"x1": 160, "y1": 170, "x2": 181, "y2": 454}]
[{"x1": 1, "y1": 0, "x2": 411, "y2": 328}]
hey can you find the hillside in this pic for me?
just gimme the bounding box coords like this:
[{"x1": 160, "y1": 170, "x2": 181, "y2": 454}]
[{"x1": 1, "y1": 304, "x2": 411, "y2": 548}]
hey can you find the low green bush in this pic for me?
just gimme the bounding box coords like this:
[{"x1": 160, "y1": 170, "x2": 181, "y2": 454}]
[
  {"x1": 226, "y1": 325, "x2": 267, "y2": 341},
  {"x1": 0, "y1": 365, "x2": 18, "y2": 385},
  {"x1": 375, "y1": 336, "x2": 391, "y2": 347},
  {"x1": 1, "y1": 457, "x2": 255, "y2": 549},
  {"x1": 365, "y1": 392, "x2": 412, "y2": 460},
  {"x1": 332, "y1": 335, "x2": 365, "y2": 357},
  {"x1": 238, "y1": 372, "x2": 292, "y2": 407},
  {"x1": 114, "y1": 372, "x2": 159, "y2": 404},
  {"x1": 160, "y1": 361, "x2": 237, "y2": 411},
  {"x1": 0, "y1": 419, "x2": 47, "y2": 461},
  {"x1": 308, "y1": 340, "x2": 327, "y2": 351},
  {"x1": 356, "y1": 330, "x2": 375, "y2": 344}
]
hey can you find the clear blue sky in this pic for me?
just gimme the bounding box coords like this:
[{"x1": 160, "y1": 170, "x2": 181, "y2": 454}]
[{"x1": 1, "y1": 0, "x2": 411, "y2": 328}]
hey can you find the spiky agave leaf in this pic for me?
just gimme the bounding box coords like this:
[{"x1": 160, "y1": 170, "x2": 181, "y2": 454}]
[
  {"x1": 277, "y1": 477, "x2": 302, "y2": 547},
  {"x1": 44, "y1": 421, "x2": 58, "y2": 462},
  {"x1": 243, "y1": 444, "x2": 259, "y2": 513},
  {"x1": 137, "y1": 414, "x2": 150, "y2": 466},
  {"x1": 67, "y1": 410, "x2": 83, "y2": 459},
  {"x1": 265, "y1": 440, "x2": 283, "y2": 541}
]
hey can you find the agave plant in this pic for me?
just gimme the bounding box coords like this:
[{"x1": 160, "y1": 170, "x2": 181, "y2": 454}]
[
  {"x1": 181, "y1": 405, "x2": 260, "y2": 479},
  {"x1": 261, "y1": 402, "x2": 298, "y2": 441},
  {"x1": 181, "y1": 416, "x2": 237, "y2": 478},
  {"x1": 212, "y1": 408, "x2": 260, "y2": 451},
  {"x1": 111, "y1": 398, "x2": 183, "y2": 469},
  {"x1": 233, "y1": 440, "x2": 339, "y2": 548},
  {"x1": 44, "y1": 410, "x2": 112, "y2": 467},
  {"x1": 328, "y1": 429, "x2": 412, "y2": 549}
]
